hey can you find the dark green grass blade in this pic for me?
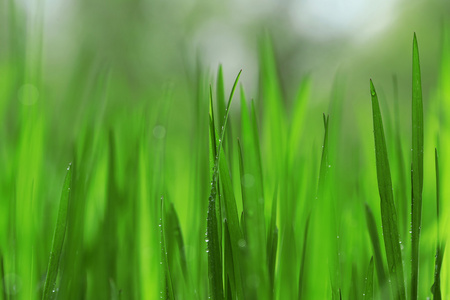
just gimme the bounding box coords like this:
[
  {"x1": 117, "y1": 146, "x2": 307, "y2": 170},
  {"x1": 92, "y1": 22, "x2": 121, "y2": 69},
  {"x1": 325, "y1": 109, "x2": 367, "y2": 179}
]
[
  {"x1": 431, "y1": 149, "x2": 445, "y2": 300},
  {"x1": 411, "y1": 33, "x2": 424, "y2": 300},
  {"x1": 298, "y1": 213, "x2": 311, "y2": 299},
  {"x1": 42, "y1": 163, "x2": 73, "y2": 300},
  {"x1": 318, "y1": 113, "x2": 330, "y2": 193},
  {"x1": 369, "y1": 80, "x2": 405, "y2": 300},
  {"x1": 161, "y1": 198, "x2": 175, "y2": 300},
  {"x1": 364, "y1": 203, "x2": 388, "y2": 295},
  {"x1": 207, "y1": 108, "x2": 223, "y2": 300},
  {"x1": 363, "y1": 257, "x2": 374, "y2": 300}
]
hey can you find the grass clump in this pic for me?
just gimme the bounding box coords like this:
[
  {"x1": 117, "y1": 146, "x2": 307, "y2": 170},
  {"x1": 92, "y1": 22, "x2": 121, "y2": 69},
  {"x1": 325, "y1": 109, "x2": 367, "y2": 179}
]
[{"x1": 0, "y1": 6, "x2": 448, "y2": 299}]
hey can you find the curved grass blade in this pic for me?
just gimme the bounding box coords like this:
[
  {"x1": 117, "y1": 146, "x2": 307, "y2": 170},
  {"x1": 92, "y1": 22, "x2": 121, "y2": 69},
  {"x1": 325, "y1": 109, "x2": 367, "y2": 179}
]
[
  {"x1": 411, "y1": 33, "x2": 424, "y2": 300},
  {"x1": 364, "y1": 203, "x2": 388, "y2": 295},
  {"x1": 369, "y1": 80, "x2": 405, "y2": 300},
  {"x1": 431, "y1": 148, "x2": 446, "y2": 300},
  {"x1": 160, "y1": 198, "x2": 175, "y2": 300},
  {"x1": 42, "y1": 163, "x2": 73, "y2": 300},
  {"x1": 318, "y1": 113, "x2": 330, "y2": 194},
  {"x1": 363, "y1": 257, "x2": 374, "y2": 300},
  {"x1": 167, "y1": 203, "x2": 188, "y2": 280}
]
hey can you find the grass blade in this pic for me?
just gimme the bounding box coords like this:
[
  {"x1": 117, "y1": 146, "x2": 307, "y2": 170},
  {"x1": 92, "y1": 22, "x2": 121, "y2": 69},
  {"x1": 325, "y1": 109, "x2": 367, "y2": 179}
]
[
  {"x1": 161, "y1": 198, "x2": 175, "y2": 300},
  {"x1": 207, "y1": 104, "x2": 224, "y2": 300},
  {"x1": 166, "y1": 203, "x2": 188, "y2": 280},
  {"x1": 267, "y1": 188, "x2": 278, "y2": 298},
  {"x1": 431, "y1": 148, "x2": 445, "y2": 300},
  {"x1": 363, "y1": 257, "x2": 374, "y2": 300},
  {"x1": 298, "y1": 213, "x2": 311, "y2": 299},
  {"x1": 369, "y1": 79, "x2": 405, "y2": 299},
  {"x1": 411, "y1": 32, "x2": 424, "y2": 300},
  {"x1": 42, "y1": 163, "x2": 73, "y2": 300},
  {"x1": 364, "y1": 203, "x2": 388, "y2": 296},
  {"x1": 207, "y1": 70, "x2": 242, "y2": 300}
]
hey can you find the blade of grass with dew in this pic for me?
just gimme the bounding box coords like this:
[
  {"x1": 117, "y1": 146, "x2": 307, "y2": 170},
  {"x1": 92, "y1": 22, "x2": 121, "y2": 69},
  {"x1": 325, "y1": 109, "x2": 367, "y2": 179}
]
[
  {"x1": 298, "y1": 213, "x2": 311, "y2": 300},
  {"x1": 42, "y1": 163, "x2": 73, "y2": 300},
  {"x1": 207, "y1": 70, "x2": 242, "y2": 300},
  {"x1": 431, "y1": 148, "x2": 446, "y2": 300},
  {"x1": 411, "y1": 33, "x2": 424, "y2": 300},
  {"x1": 369, "y1": 79, "x2": 405, "y2": 300},
  {"x1": 364, "y1": 202, "x2": 388, "y2": 296},
  {"x1": 207, "y1": 102, "x2": 224, "y2": 300},
  {"x1": 363, "y1": 257, "x2": 374, "y2": 300},
  {"x1": 160, "y1": 197, "x2": 175, "y2": 300}
]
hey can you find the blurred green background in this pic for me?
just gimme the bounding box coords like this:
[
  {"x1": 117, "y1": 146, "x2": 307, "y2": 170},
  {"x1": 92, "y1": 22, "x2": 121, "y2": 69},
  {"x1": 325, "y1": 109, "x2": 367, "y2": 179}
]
[{"x1": 1, "y1": 0, "x2": 450, "y2": 299}]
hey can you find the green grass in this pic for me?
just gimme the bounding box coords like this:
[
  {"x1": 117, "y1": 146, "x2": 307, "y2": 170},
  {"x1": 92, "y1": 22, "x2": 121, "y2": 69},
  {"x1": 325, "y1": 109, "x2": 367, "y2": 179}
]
[{"x1": 0, "y1": 5, "x2": 449, "y2": 299}]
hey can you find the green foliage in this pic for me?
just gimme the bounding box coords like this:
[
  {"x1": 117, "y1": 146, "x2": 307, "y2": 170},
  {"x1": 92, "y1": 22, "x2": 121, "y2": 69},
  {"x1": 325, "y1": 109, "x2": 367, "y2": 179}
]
[{"x1": 0, "y1": 6, "x2": 448, "y2": 298}]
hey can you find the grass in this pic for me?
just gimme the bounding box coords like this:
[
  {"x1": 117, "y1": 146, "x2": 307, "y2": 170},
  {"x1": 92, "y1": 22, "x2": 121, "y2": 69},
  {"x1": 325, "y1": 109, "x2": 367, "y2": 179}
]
[{"x1": 0, "y1": 5, "x2": 449, "y2": 299}]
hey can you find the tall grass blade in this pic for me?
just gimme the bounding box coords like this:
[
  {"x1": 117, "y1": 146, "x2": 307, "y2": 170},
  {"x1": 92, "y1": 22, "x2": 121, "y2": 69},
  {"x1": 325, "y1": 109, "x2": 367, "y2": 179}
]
[
  {"x1": 207, "y1": 97, "x2": 224, "y2": 300},
  {"x1": 42, "y1": 163, "x2": 73, "y2": 300},
  {"x1": 431, "y1": 149, "x2": 445, "y2": 300},
  {"x1": 411, "y1": 32, "x2": 424, "y2": 300},
  {"x1": 369, "y1": 79, "x2": 405, "y2": 300},
  {"x1": 363, "y1": 257, "x2": 374, "y2": 300}
]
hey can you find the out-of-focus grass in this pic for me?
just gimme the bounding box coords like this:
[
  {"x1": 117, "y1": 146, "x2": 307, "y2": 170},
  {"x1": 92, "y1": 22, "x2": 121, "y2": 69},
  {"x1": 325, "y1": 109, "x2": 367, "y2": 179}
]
[{"x1": 1, "y1": 3, "x2": 450, "y2": 300}]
